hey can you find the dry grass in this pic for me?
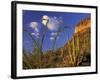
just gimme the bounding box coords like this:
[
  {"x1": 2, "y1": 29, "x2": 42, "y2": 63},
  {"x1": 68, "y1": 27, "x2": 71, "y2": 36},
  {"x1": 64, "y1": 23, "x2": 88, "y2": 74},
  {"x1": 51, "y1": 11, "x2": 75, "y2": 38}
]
[{"x1": 23, "y1": 27, "x2": 91, "y2": 69}]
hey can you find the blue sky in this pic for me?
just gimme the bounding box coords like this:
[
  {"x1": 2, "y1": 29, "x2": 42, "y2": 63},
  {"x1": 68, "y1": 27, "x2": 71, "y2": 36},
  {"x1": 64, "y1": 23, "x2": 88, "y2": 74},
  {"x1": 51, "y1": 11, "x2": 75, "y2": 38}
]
[{"x1": 23, "y1": 10, "x2": 90, "y2": 53}]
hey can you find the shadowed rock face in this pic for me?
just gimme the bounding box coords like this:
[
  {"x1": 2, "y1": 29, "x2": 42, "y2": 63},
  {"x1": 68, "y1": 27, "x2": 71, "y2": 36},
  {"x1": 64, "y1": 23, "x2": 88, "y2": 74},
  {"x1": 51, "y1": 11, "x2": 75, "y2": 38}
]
[
  {"x1": 75, "y1": 17, "x2": 91, "y2": 33},
  {"x1": 61, "y1": 17, "x2": 91, "y2": 66}
]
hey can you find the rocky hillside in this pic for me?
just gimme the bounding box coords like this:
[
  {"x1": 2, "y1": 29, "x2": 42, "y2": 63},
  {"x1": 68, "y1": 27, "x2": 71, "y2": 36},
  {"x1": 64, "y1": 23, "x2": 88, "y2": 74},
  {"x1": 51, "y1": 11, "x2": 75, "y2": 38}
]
[
  {"x1": 75, "y1": 17, "x2": 91, "y2": 33},
  {"x1": 61, "y1": 17, "x2": 91, "y2": 66}
]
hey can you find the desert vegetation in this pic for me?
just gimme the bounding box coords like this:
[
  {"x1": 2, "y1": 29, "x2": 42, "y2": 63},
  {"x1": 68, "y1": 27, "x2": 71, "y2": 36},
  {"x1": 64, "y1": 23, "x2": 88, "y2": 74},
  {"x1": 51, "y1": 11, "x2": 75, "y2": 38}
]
[{"x1": 23, "y1": 16, "x2": 91, "y2": 69}]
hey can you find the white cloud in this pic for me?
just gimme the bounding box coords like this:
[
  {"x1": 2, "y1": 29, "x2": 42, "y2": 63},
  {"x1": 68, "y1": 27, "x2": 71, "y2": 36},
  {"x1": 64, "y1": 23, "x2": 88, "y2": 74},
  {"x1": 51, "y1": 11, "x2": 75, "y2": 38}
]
[
  {"x1": 42, "y1": 15, "x2": 49, "y2": 20},
  {"x1": 50, "y1": 37, "x2": 55, "y2": 40},
  {"x1": 42, "y1": 15, "x2": 49, "y2": 26},
  {"x1": 29, "y1": 22, "x2": 39, "y2": 32},
  {"x1": 41, "y1": 15, "x2": 63, "y2": 31},
  {"x1": 31, "y1": 32, "x2": 36, "y2": 35},
  {"x1": 47, "y1": 22, "x2": 57, "y2": 31},
  {"x1": 51, "y1": 32, "x2": 57, "y2": 36},
  {"x1": 31, "y1": 32, "x2": 40, "y2": 36},
  {"x1": 47, "y1": 17, "x2": 62, "y2": 31},
  {"x1": 30, "y1": 22, "x2": 38, "y2": 29}
]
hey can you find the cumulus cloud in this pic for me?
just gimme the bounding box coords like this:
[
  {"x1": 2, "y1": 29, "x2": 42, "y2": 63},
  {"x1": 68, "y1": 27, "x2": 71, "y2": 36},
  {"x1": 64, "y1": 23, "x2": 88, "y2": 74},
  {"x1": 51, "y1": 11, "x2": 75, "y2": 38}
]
[
  {"x1": 50, "y1": 37, "x2": 55, "y2": 40},
  {"x1": 51, "y1": 32, "x2": 57, "y2": 36},
  {"x1": 30, "y1": 22, "x2": 38, "y2": 29},
  {"x1": 29, "y1": 22, "x2": 39, "y2": 32},
  {"x1": 31, "y1": 32, "x2": 36, "y2": 35},
  {"x1": 46, "y1": 16, "x2": 63, "y2": 31},
  {"x1": 41, "y1": 15, "x2": 64, "y2": 31}
]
